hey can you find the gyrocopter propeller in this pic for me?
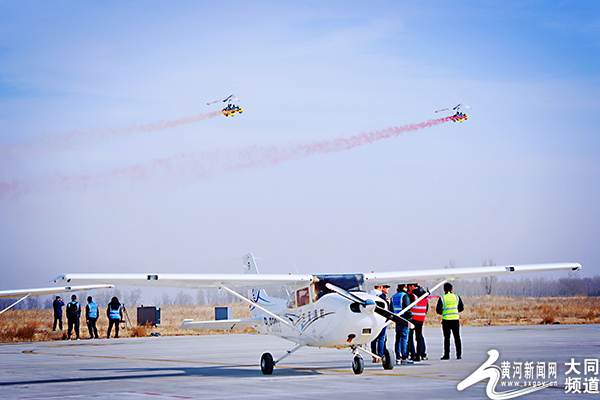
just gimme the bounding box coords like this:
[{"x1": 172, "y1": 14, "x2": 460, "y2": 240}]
[{"x1": 207, "y1": 94, "x2": 243, "y2": 117}]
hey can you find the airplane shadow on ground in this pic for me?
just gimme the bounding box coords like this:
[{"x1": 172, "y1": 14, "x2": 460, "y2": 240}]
[{"x1": 0, "y1": 365, "x2": 323, "y2": 386}]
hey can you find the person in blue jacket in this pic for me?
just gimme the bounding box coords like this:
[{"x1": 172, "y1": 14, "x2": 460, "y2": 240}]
[
  {"x1": 107, "y1": 297, "x2": 123, "y2": 339},
  {"x1": 86, "y1": 296, "x2": 100, "y2": 339}
]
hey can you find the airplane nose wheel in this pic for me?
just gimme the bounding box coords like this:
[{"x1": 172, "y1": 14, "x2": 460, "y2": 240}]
[
  {"x1": 352, "y1": 354, "x2": 364, "y2": 375},
  {"x1": 261, "y1": 352, "x2": 274, "y2": 375}
]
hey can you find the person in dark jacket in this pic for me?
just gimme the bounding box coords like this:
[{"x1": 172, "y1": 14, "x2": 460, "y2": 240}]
[
  {"x1": 436, "y1": 282, "x2": 464, "y2": 359},
  {"x1": 107, "y1": 297, "x2": 123, "y2": 339},
  {"x1": 86, "y1": 296, "x2": 100, "y2": 339},
  {"x1": 52, "y1": 296, "x2": 65, "y2": 331},
  {"x1": 66, "y1": 294, "x2": 81, "y2": 340},
  {"x1": 369, "y1": 284, "x2": 383, "y2": 362},
  {"x1": 371, "y1": 285, "x2": 390, "y2": 362}
]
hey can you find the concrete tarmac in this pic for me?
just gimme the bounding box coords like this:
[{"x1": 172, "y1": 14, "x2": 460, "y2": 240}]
[{"x1": 1, "y1": 324, "x2": 599, "y2": 399}]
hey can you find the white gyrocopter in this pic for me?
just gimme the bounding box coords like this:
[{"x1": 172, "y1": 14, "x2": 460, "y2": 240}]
[
  {"x1": 435, "y1": 103, "x2": 471, "y2": 122},
  {"x1": 207, "y1": 94, "x2": 243, "y2": 117},
  {"x1": 53, "y1": 253, "x2": 580, "y2": 375}
]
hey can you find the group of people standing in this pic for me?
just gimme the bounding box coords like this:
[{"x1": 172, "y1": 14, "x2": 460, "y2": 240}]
[
  {"x1": 52, "y1": 295, "x2": 124, "y2": 340},
  {"x1": 370, "y1": 282, "x2": 464, "y2": 364}
]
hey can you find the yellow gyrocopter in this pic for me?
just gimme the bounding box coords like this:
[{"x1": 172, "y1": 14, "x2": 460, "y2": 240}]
[
  {"x1": 207, "y1": 94, "x2": 243, "y2": 117},
  {"x1": 435, "y1": 103, "x2": 471, "y2": 122}
]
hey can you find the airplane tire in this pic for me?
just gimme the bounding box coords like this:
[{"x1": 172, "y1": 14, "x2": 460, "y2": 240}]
[
  {"x1": 261, "y1": 352, "x2": 274, "y2": 375},
  {"x1": 382, "y1": 348, "x2": 394, "y2": 370},
  {"x1": 352, "y1": 355, "x2": 364, "y2": 375}
]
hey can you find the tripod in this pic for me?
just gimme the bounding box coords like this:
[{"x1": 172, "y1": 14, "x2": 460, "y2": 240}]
[{"x1": 121, "y1": 305, "x2": 133, "y2": 330}]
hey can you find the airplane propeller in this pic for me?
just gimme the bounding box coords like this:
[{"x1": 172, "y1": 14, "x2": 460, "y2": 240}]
[{"x1": 325, "y1": 283, "x2": 414, "y2": 329}]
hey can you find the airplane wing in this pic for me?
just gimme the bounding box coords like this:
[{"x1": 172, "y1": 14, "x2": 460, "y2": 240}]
[
  {"x1": 179, "y1": 317, "x2": 262, "y2": 331},
  {"x1": 0, "y1": 284, "x2": 114, "y2": 299},
  {"x1": 53, "y1": 263, "x2": 581, "y2": 290},
  {"x1": 53, "y1": 273, "x2": 314, "y2": 291},
  {"x1": 364, "y1": 262, "x2": 581, "y2": 285}
]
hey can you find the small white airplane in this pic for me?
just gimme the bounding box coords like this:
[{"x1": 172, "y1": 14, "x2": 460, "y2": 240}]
[
  {"x1": 0, "y1": 284, "x2": 114, "y2": 314},
  {"x1": 53, "y1": 254, "x2": 580, "y2": 375}
]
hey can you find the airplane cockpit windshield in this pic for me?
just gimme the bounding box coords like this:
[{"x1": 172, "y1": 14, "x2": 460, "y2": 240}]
[{"x1": 313, "y1": 274, "x2": 366, "y2": 300}]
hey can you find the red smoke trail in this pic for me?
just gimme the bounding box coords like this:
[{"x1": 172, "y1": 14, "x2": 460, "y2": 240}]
[
  {"x1": 227, "y1": 116, "x2": 453, "y2": 169},
  {"x1": 0, "y1": 117, "x2": 452, "y2": 200},
  {"x1": 1, "y1": 110, "x2": 222, "y2": 155}
]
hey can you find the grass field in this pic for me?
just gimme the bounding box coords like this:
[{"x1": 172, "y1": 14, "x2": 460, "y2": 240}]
[{"x1": 1, "y1": 296, "x2": 598, "y2": 343}]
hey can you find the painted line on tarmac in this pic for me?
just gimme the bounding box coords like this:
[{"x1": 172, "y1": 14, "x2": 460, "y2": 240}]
[
  {"x1": 23, "y1": 346, "x2": 566, "y2": 391},
  {"x1": 25, "y1": 344, "x2": 460, "y2": 379}
]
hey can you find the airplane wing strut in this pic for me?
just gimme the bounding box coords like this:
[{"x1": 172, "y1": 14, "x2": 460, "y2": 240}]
[
  {"x1": 1, "y1": 294, "x2": 30, "y2": 315},
  {"x1": 0, "y1": 284, "x2": 114, "y2": 315},
  {"x1": 394, "y1": 279, "x2": 448, "y2": 318}
]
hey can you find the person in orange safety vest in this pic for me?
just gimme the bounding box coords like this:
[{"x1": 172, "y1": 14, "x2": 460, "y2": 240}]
[{"x1": 409, "y1": 285, "x2": 429, "y2": 361}]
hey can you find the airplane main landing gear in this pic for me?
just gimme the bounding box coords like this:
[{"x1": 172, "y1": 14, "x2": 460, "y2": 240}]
[
  {"x1": 352, "y1": 354, "x2": 364, "y2": 374},
  {"x1": 350, "y1": 344, "x2": 393, "y2": 374},
  {"x1": 260, "y1": 344, "x2": 304, "y2": 375},
  {"x1": 382, "y1": 348, "x2": 394, "y2": 370},
  {"x1": 261, "y1": 352, "x2": 274, "y2": 375}
]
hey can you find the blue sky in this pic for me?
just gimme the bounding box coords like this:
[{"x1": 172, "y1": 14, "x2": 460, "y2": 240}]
[{"x1": 1, "y1": 1, "x2": 599, "y2": 290}]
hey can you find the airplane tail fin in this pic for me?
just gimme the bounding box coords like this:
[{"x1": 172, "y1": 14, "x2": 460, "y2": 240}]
[
  {"x1": 243, "y1": 252, "x2": 271, "y2": 304},
  {"x1": 243, "y1": 252, "x2": 260, "y2": 275}
]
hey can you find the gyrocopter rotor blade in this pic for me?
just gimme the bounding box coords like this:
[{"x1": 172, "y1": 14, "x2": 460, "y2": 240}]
[
  {"x1": 435, "y1": 103, "x2": 472, "y2": 113},
  {"x1": 207, "y1": 94, "x2": 239, "y2": 106},
  {"x1": 454, "y1": 103, "x2": 471, "y2": 110},
  {"x1": 325, "y1": 283, "x2": 414, "y2": 329}
]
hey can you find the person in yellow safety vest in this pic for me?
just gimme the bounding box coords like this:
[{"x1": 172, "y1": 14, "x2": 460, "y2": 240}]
[
  {"x1": 107, "y1": 297, "x2": 123, "y2": 339},
  {"x1": 436, "y1": 282, "x2": 464, "y2": 360}
]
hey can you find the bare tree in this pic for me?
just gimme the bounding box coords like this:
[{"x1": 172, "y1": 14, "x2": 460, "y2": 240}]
[
  {"x1": 480, "y1": 258, "x2": 498, "y2": 295},
  {"x1": 174, "y1": 290, "x2": 193, "y2": 305},
  {"x1": 124, "y1": 289, "x2": 142, "y2": 306},
  {"x1": 26, "y1": 296, "x2": 40, "y2": 310},
  {"x1": 196, "y1": 289, "x2": 207, "y2": 305}
]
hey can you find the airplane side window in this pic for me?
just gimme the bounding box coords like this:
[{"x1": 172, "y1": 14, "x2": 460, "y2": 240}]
[{"x1": 296, "y1": 288, "x2": 310, "y2": 307}]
